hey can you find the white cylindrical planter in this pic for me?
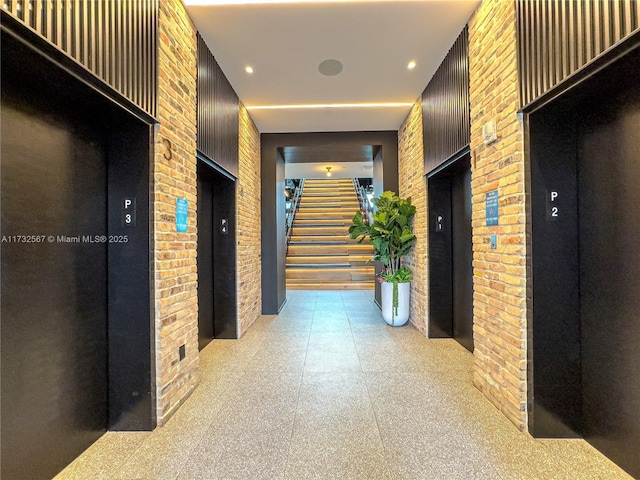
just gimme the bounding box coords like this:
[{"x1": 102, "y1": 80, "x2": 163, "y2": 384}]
[{"x1": 381, "y1": 281, "x2": 410, "y2": 326}]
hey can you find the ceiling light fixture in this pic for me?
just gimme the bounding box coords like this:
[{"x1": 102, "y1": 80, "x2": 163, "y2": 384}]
[
  {"x1": 326, "y1": 167, "x2": 332, "y2": 177},
  {"x1": 407, "y1": 61, "x2": 417, "y2": 70},
  {"x1": 246, "y1": 102, "x2": 413, "y2": 110},
  {"x1": 245, "y1": 66, "x2": 254, "y2": 74}
]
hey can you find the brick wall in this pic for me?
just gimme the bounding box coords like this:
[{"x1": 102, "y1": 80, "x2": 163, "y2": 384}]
[
  {"x1": 398, "y1": 100, "x2": 428, "y2": 335},
  {"x1": 468, "y1": 0, "x2": 527, "y2": 430},
  {"x1": 154, "y1": 0, "x2": 199, "y2": 426},
  {"x1": 237, "y1": 104, "x2": 262, "y2": 335}
]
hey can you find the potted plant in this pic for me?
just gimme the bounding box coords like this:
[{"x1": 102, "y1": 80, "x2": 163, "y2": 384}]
[{"x1": 348, "y1": 191, "x2": 417, "y2": 326}]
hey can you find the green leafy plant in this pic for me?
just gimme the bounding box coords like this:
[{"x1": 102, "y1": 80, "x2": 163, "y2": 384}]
[
  {"x1": 348, "y1": 191, "x2": 417, "y2": 322},
  {"x1": 349, "y1": 191, "x2": 417, "y2": 278}
]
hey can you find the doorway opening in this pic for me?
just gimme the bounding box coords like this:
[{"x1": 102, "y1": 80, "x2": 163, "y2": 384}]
[
  {"x1": 528, "y1": 46, "x2": 640, "y2": 478},
  {"x1": 1, "y1": 30, "x2": 153, "y2": 480},
  {"x1": 427, "y1": 152, "x2": 474, "y2": 352},
  {"x1": 197, "y1": 160, "x2": 238, "y2": 347}
]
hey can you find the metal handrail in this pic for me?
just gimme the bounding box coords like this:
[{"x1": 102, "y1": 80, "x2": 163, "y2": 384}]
[
  {"x1": 352, "y1": 178, "x2": 374, "y2": 224},
  {"x1": 285, "y1": 179, "x2": 305, "y2": 247}
]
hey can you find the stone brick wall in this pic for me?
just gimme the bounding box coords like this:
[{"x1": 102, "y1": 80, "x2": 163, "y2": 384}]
[
  {"x1": 468, "y1": 0, "x2": 527, "y2": 430},
  {"x1": 398, "y1": 100, "x2": 428, "y2": 335},
  {"x1": 237, "y1": 104, "x2": 262, "y2": 335},
  {"x1": 154, "y1": 0, "x2": 199, "y2": 426}
]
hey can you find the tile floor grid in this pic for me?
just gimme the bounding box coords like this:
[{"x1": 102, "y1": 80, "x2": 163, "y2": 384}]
[{"x1": 55, "y1": 290, "x2": 632, "y2": 480}]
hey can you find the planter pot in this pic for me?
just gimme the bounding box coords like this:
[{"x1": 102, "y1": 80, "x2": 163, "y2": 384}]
[{"x1": 381, "y1": 281, "x2": 410, "y2": 326}]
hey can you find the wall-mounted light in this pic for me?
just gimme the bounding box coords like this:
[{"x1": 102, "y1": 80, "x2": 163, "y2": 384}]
[{"x1": 326, "y1": 167, "x2": 332, "y2": 177}]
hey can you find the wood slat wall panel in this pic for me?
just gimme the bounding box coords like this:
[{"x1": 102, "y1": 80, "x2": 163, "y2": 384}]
[
  {"x1": 422, "y1": 26, "x2": 470, "y2": 175},
  {"x1": 197, "y1": 33, "x2": 240, "y2": 178},
  {"x1": 517, "y1": 0, "x2": 640, "y2": 108},
  {"x1": 3, "y1": 0, "x2": 157, "y2": 118}
]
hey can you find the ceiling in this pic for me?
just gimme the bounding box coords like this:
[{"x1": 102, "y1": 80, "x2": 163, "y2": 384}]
[{"x1": 185, "y1": 0, "x2": 479, "y2": 134}]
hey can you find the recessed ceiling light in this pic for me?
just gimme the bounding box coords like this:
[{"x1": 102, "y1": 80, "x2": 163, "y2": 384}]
[
  {"x1": 246, "y1": 102, "x2": 413, "y2": 110},
  {"x1": 407, "y1": 61, "x2": 417, "y2": 70},
  {"x1": 318, "y1": 59, "x2": 343, "y2": 77},
  {"x1": 185, "y1": 1, "x2": 397, "y2": 5},
  {"x1": 245, "y1": 66, "x2": 254, "y2": 74}
]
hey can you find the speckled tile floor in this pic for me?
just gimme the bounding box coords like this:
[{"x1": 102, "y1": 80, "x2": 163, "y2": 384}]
[{"x1": 55, "y1": 290, "x2": 633, "y2": 480}]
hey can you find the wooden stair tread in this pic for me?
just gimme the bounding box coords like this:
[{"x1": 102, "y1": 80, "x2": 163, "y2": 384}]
[{"x1": 287, "y1": 178, "x2": 372, "y2": 288}]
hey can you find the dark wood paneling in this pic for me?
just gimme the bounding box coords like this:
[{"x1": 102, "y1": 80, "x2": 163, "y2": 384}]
[
  {"x1": 198, "y1": 33, "x2": 217, "y2": 166},
  {"x1": 422, "y1": 26, "x2": 470, "y2": 174},
  {"x1": 283, "y1": 145, "x2": 374, "y2": 163},
  {"x1": 517, "y1": 0, "x2": 640, "y2": 109},
  {"x1": 197, "y1": 34, "x2": 240, "y2": 178},
  {"x1": 2, "y1": 0, "x2": 158, "y2": 118}
]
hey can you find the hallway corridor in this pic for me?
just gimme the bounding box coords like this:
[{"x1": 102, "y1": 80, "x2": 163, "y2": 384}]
[{"x1": 56, "y1": 291, "x2": 630, "y2": 480}]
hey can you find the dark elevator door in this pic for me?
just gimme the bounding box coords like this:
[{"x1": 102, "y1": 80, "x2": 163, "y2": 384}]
[
  {"x1": 1, "y1": 89, "x2": 108, "y2": 478},
  {"x1": 451, "y1": 164, "x2": 474, "y2": 352},
  {"x1": 197, "y1": 170, "x2": 215, "y2": 350},
  {"x1": 428, "y1": 155, "x2": 474, "y2": 352},
  {"x1": 578, "y1": 91, "x2": 640, "y2": 476}
]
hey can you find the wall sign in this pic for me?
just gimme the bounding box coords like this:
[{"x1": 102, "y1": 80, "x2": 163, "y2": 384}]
[
  {"x1": 486, "y1": 189, "x2": 499, "y2": 226},
  {"x1": 546, "y1": 190, "x2": 559, "y2": 221},
  {"x1": 176, "y1": 198, "x2": 188, "y2": 233},
  {"x1": 122, "y1": 197, "x2": 136, "y2": 226}
]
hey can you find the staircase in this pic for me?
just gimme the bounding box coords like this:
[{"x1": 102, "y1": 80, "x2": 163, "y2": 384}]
[{"x1": 286, "y1": 178, "x2": 375, "y2": 290}]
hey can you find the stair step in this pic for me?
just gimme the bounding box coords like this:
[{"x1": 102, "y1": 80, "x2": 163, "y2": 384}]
[
  {"x1": 286, "y1": 254, "x2": 372, "y2": 264},
  {"x1": 304, "y1": 181, "x2": 353, "y2": 186},
  {"x1": 303, "y1": 189, "x2": 354, "y2": 194},
  {"x1": 294, "y1": 218, "x2": 350, "y2": 224},
  {"x1": 286, "y1": 263, "x2": 350, "y2": 268},
  {"x1": 289, "y1": 234, "x2": 354, "y2": 243},
  {"x1": 295, "y1": 212, "x2": 354, "y2": 219},
  {"x1": 286, "y1": 282, "x2": 375, "y2": 290},
  {"x1": 298, "y1": 204, "x2": 359, "y2": 209},
  {"x1": 286, "y1": 177, "x2": 373, "y2": 289},
  {"x1": 287, "y1": 244, "x2": 373, "y2": 256},
  {"x1": 291, "y1": 227, "x2": 348, "y2": 236},
  {"x1": 286, "y1": 267, "x2": 374, "y2": 280},
  {"x1": 299, "y1": 199, "x2": 359, "y2": 205}
]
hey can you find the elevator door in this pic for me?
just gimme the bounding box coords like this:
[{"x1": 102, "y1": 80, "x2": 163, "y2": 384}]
[
  {"x1": 1, "y1": 92, "x2": 108, "y2": 479},
  {"x1": 451, "y1": 165, "x2": 474, "y2": 352},
  {"x1": 428, "y1": 154, "x2": 473, "y2": 352},
  {"x1": 197, "y1": 170, "x2": 215, "y2": 350},
  {"x1": 578, "y1": 92, "x2": 640, "y2": 477}
]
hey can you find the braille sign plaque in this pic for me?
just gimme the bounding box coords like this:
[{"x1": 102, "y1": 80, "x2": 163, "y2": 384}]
[
  {"x1": 176, "y1": 198, "x2": 188, "y2": 233},
  {"x1": 486, "y1": 189, "x2": 499, "y2": 226}
]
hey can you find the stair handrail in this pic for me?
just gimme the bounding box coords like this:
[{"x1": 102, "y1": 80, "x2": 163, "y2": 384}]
[
  {"x1": 286, "y1": 178, "x2": 305, "y2": 246},
  {"x1": 352, "y1": 178, "x2": 374, "y2": 225}
]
